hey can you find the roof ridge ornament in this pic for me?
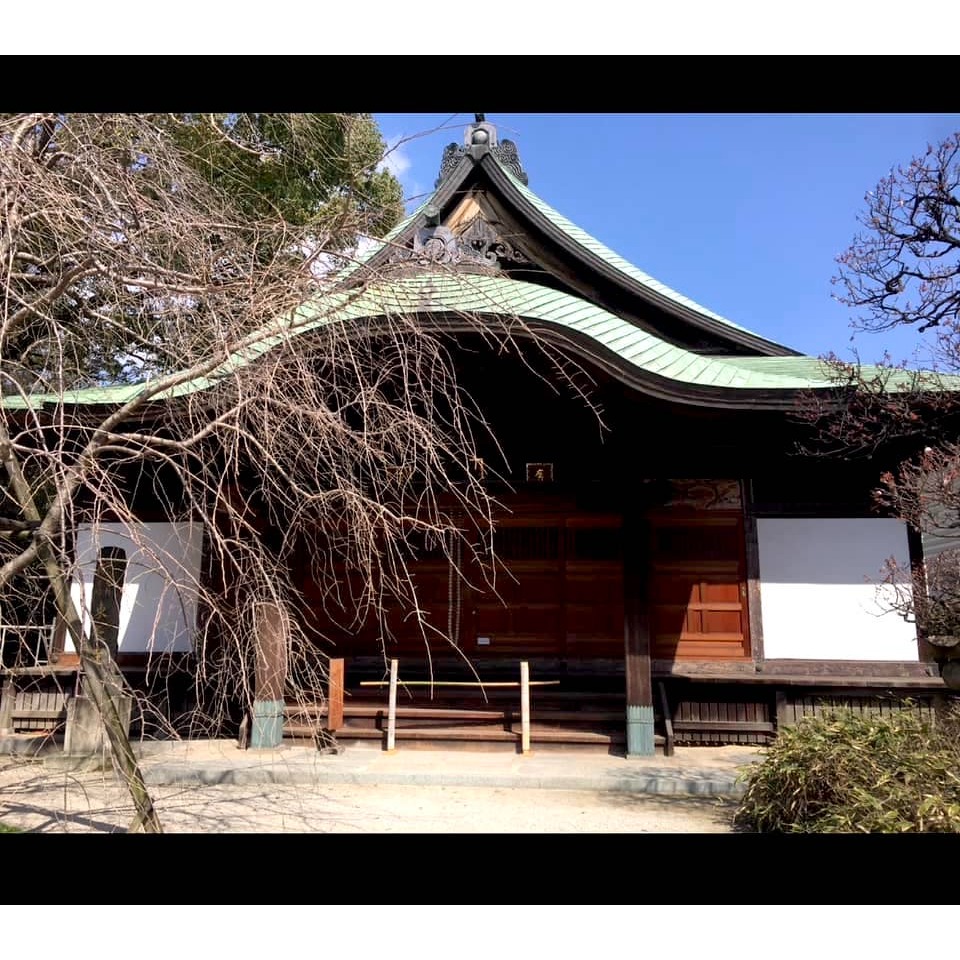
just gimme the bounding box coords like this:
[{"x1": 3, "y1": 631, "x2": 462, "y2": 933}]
[
  {"x1": 435, "y1": 114, "x2": 529, "y2": 187},
  {"x1": 386, "y1": 211, "x2": 531, "y2": 271}
]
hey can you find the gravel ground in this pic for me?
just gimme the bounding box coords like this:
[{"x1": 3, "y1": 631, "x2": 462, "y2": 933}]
[{"x1": 0, "y1": 759, "x2": 737, "y2": 833}]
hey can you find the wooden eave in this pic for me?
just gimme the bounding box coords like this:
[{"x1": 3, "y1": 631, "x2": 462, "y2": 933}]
[{"x1": 399, "y1": 311, "x2": 840, "y2": 412}]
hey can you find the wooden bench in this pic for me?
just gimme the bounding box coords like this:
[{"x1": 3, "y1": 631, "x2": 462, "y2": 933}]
[{"x1": 1, "y1": 666, "x2": 79, "y2": 735}]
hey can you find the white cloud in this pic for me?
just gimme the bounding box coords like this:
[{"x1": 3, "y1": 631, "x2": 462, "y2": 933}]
[
  {"x1": 378, "y1": 135, "x2": 427, "y2": 210},
  {"x1": 377, "y1": 136, "x2": 412, "y2": 180}
]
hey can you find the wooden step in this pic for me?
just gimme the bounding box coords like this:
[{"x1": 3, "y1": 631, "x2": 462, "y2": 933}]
[
  {"x1": 286, "y1": 704, "x2": 509, "y2": 722},
  {"x1": 287, "y1": 692, "x2": 626, "y2": 709},
  {"x1": 285, "y1": 703, "x2": 623, "y2": 724},
  {"x1": 286, "y1": 723, "x2": 627, "y2": 745}
]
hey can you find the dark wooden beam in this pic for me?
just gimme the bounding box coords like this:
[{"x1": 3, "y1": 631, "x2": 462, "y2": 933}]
[
  {"x1": 251, "y1": 601, "x2": 289, "y2": 749},
  {"x1": 906, "y1": 523, "x2": 936, "y2": 664},
  {"x1": 624, "y1": 511, "x2": 654, "y2": 756},
  {"x1": 0, "y1": 674, "x2": 15, "y2": 734},
  {"x1": 90, "y1": 546, "x2": 127, "y2": 662},
  {"x1": 741, "y1": 479, "x2": 765, "y2": 668}
]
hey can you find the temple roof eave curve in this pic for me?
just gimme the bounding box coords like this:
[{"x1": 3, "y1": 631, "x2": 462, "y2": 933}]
[{"x1": 8, "y1": 272, "x2": 928, "y2": 413}]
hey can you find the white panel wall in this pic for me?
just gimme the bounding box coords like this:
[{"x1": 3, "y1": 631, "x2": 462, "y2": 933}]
[
  {"x1": 757, "y1": 517, "x2": 918, "y2": 661},
  {"x1": 67, "y1": 522, "x2": 203, "y2": 654}
]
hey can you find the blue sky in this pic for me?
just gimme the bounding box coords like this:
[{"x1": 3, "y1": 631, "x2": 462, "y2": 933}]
[{"x1": 374, "y1": 113, "x2": 960, "y2": 366}]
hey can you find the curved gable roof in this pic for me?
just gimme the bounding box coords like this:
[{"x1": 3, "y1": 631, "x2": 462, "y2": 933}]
[
  {"x1": 363, "y1": 125, "x2": 799, "y2": 358},
  {"x1": 478, "y1": 152, "x2": 799, "y2": 357},
  {"x1": 6, "y1": 121, "x2": 948, "y2": 414},
  {"x1": 5, "y1": 273, "x2": 938, "y2": 413}
]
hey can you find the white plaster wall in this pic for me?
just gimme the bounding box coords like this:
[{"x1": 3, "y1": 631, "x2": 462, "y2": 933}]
[
  {"x1": 66, "y1": 522, "x2": 203, "y2": 654},
  {"x1": 756, "y1": 517, "x2": 918, "y2": 661}
]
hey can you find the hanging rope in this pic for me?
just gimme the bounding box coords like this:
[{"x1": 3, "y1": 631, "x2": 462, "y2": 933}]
[{"x1": 447, "y1": 528, "x2": 463, "y2": 648}]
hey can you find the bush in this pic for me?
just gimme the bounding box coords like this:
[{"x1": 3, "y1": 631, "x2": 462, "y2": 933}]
[{"x1": 734, "y1": 706, "x2": 960, "y2": 833}]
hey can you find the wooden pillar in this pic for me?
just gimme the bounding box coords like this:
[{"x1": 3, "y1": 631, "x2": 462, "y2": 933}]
[
  {"x1": 657, "y1": 680, "x2": 675, "y2": 757},
  {"x1": 741, "y1": 480, "x2": 765, "y2": 667},
  {"x1": 326, "y1": 658, "x2": 344, "y2": 732},
  {"x1": 90, "y1": 546, "x2": 127, "y2": 662},
  {"x1": 251, "y1": 601, "x2": 289, "y2": 749},
  {"x1": 774, "y1": 689, "x2": 789, "y2": 732},
  {"x1": 520, "y1": 661, "x2": 531, "y2": 754},
  {"x1": 385, "y1": 659, "x2": 398, "y2": 751},
  {"x1": 624, "y1": 511, "x2": 655, "y2": 756},
  {"x1": 0, "y1": 673, "x2": 15, "y2": 735}
]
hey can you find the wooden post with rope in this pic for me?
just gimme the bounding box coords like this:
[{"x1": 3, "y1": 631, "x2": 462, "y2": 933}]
[
  {"x1": 385, "y1": 658, "x2": 398, "y2": 751},
  {"x1": 520, "y1": 660, "x2": 531, "y2": 754}
]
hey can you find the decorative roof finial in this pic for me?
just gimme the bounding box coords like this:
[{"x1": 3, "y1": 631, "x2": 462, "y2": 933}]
[{"x1": 435, "y1": 114, "x2": 529, "y2": 187}]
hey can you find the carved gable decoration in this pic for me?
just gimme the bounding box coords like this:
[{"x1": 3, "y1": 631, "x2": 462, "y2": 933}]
[
  {"x1": 387, "y1": 118, "x2": 537, "y2": 274},
  {"x1": 665, "y1": 479, "x2": 743, "y2": 511},
  {"x1": 388, "y1": 212, "x2": 531, "y2": 272},
  {"x1": 458, "y1": 214, "x2": 530, "y2": 267}
]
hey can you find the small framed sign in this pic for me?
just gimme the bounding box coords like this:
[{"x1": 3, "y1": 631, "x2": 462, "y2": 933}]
[{"x1": 526, "y1": 462, "x2": 554, "y2": 483}]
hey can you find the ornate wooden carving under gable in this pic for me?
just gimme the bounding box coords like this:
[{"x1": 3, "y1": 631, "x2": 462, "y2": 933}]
[
  {"x1": 389, "y1": 224, "x2": 462, "y2": 267},
  {"x1": 665, "y1": 479, "x2": 743, "y2": 511},
  {"x1": 387, "y1": 213, "x2": 531, "y2": 271},
  {"x1": 457, "y1": 214, "x2": 530, "y2": 267}
]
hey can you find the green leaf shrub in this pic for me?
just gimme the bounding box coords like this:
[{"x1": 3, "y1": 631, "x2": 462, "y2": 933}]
[{"x1": 734, "y1": 705, "x2": 960, "y2": 833}]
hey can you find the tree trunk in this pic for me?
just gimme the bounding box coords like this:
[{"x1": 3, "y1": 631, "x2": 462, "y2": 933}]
[{"x1": 0, "y1": 425, "x2": 163, "y2": 833}]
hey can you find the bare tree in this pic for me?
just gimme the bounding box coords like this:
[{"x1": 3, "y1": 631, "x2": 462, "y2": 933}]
[
  {"x1": 835, "y1": 131, "x2": 960, "y2": 336},
  {"x1": 811, "y1": 129, "x2": 960, "y2": 681},
  {"x1": 0, "y1": 113, "x2": 567, "y2": 831}
]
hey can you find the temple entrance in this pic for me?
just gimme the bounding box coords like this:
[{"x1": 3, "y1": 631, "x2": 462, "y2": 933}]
[
  {"x1": 467, "y1": 508, "x2": 624, "y2": 660},
  {"x1": 302, "y1": 491, "x2": 751, "y2": 665},
  {"x1": 304, "y1": 498, "x2": 624, "y2": 664}
]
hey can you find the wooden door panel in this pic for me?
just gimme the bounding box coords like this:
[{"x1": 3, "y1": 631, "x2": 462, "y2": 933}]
[
  {"x1": 701, "y1": 581, "x2": 741, "y2": 603},
  {"x1": 472, "y1": 604, "x2": 512, "y2": 634},
  {"x1": 566, "y1": 603, "x2": 622, "y2": 632},
  {"x1": 566, "y1": 570, "x2": 622, "y2": 605},
  {"x1": 305, "y1": 508, "x2": 627, "y2": 661},
  {"x1": 649, "y1": 513, "x2": 750, "y2": 661},
  {"x1": 652, "y1": 637, "x2": 747, "y2": 659},
  {"x1": 701, "y1": 610, "x2": 744, "y2": 634}
]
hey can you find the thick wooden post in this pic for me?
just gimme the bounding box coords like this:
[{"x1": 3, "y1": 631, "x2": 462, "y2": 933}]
[
  {"x1": 251, "y1": 601, "x2": 289, "y2": 749},
  {"x1": 520, "y1": 661, "x2": 531, "y2": 754},
  {"x1": 741, "y1": 480, "x2": 765, "y2": 667},
  {"x1": 90, "y1": 546, "x2": 127, "y2": 662},
  {"x1": 326, "y1": 658, "x2": 344, "y2": 732},
  {"x1": 386, "y1": 659, "x2": 398, "y2": 751},
  {"x1": 624, "y1": 511, "x2": 655, "y2": 756},
  {"x1": 657, "y1": 680, "x2": 675, "y2": 757},
  {"x1": 0, "y1": 673, "x2": 15, "y2": 735},
  {"x1": 774, "y1": 689, "x2": 789, "y2": 732}
]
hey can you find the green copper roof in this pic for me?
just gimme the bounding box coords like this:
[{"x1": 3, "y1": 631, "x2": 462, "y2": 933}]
[
  {"x1": 484, "y1": 155, "x2": 795, "y2": 354},
  {"x1": 4, "y1": 273, "x2": 942, "y2": 411},
  {"x1": 356, "y1": 133, "x2": 793, "y2": 357}
]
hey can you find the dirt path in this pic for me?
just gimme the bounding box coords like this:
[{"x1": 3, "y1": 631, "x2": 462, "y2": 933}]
[{"x1": 0, "y1": 761, "x2": 736, "y2": 833}]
